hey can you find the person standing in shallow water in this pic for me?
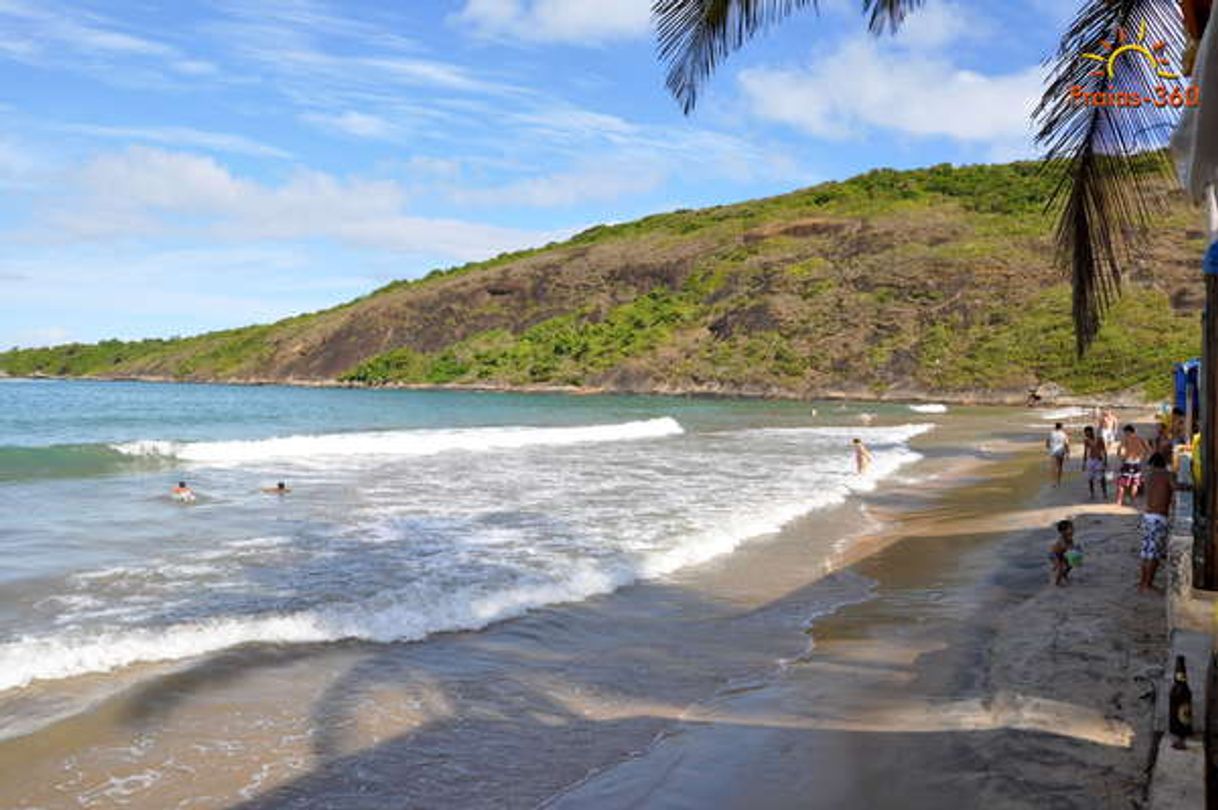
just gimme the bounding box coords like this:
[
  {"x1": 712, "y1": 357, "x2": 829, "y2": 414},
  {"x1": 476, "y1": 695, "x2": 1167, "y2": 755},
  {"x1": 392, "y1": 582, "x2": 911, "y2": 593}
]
[
  {"x1": 1100, "y1": 409, "x2": 1119, "y2": 450},
  {"x1": 1081, "y1": 426, "x2": 1108, "y2": 501},
  {"x1": 1046, "y1": 422, "x2": 1070, "y2": 487},
  {"x1": 852, "y1": 438, "x2": 872, "y2": 475}
]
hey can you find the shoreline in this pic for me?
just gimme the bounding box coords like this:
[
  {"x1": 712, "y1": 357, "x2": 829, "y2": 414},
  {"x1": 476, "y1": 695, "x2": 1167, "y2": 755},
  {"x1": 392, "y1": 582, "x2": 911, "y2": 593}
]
[
  {"x1": 0, "y1": 410, "x2": 1166, "y2": 808},
  {"x1": 549, "y1": 446, "x2": 1167, "y2": 808},
  {"x1": 7, "y1": 372, "x2": 1156, "y2": 409},
  {"x1": 0, "y1": 409, "x2": 1001, "y2": 808}
]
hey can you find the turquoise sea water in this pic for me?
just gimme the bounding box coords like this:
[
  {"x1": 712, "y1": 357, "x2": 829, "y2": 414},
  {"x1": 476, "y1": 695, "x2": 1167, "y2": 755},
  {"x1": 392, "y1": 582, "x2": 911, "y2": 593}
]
[{"x1": 0, "y1": 379, "x2": 937, "y2": 696}]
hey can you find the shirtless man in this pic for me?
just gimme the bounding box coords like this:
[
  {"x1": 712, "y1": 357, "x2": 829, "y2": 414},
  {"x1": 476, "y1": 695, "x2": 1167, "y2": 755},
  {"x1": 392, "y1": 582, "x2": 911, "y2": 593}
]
[
  {"x1": 1116, "y1": 425, "x2": 1152, "y2": 506},
  {"x1": 1152, "y1": 421, "x2": 1174, "y2": 460},
  {"x1": 852, "y1": 438, "x2": 873, "y2": 475},
  {"x1": 1138, "y1": 453, "x2": 1175, "y2": 592},
  {"x1": 1081, "y1": 426, "x2": 1108, "y2": 500}
]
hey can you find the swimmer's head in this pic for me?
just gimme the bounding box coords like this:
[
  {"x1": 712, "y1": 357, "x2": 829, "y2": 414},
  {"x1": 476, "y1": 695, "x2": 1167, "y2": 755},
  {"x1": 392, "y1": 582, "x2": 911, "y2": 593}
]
[
  {"x1": 277, "y1": 481, "x2": 286, "y2": 490},
  {"x1": 178, "y1": 481, "x2": 187, "y2": 488},
  {"x1": 852, "y1": 438, "x2": 861, "y2": 445}
]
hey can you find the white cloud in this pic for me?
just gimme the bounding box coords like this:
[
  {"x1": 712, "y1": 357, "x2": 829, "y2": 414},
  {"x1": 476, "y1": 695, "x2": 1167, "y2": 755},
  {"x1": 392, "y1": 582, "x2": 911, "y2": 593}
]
[
  {"x1": 0, "y1": 0, "x2": 173, "y2": 59},
  {"x1": 738, "y1": 38, "x2": 1041, "y2": 144},
  {"x1": 63, "y1": 125, "x2": 292, "y2": 159},
  {"x1": 8, "y1": 326, "x2": 71, "y2": 347},
  {"x1": 358, "y1": 56, "x2": 507, "y2": 93},
  {"x1": 454, "y1": 0, "x2": 652, "y2": 44},
  {"x1": 511, "y1": 108, "x2": 639, "y2": 140},
  {"x1": 301, "y1": 111, "x2": 394, "y2": 139},
  {"x1": 0, "y1": 0, "x2": 226, "y2": 93},
  {"x1": 32, "y1": 147, "x2": 555, "y2": 261},
  {"x1": 451, "y1": 160, "x2": 665, "y2": 207},
  {"x1": 891, "y1": 1, "x2": 987, "y2": 51},
  {"x1": 0, "y1": 137, "x2": 37, "y2": 177},
  {"x1": 402, "y1": 156, "x2": 465, "y2": 179},
  {"x1": 171, "y1": 59, "x2": 219, "y2": 76}
]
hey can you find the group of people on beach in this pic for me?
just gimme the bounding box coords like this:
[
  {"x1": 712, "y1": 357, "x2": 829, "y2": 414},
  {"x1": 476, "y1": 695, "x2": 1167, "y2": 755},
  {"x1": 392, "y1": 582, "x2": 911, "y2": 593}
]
[{"x1": 1046, "y1": 407, "x2": 1192, "y2": 593}]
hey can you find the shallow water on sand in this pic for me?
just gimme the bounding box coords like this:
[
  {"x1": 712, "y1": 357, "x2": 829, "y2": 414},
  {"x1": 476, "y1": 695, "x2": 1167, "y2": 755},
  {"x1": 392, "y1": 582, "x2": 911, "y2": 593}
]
[{"x1": 0, "y1": 380, "x2": 1007, "y2": 807}]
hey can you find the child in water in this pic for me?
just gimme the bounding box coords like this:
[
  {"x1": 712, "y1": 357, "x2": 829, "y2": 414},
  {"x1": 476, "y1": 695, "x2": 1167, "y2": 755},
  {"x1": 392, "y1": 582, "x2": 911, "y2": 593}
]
[
  {"x1": 1049, "y1": 519, "x2": 1076, "y2": 586},
  {"x1": 171, "y1": 481, "x2": 196, "y2": 503}
]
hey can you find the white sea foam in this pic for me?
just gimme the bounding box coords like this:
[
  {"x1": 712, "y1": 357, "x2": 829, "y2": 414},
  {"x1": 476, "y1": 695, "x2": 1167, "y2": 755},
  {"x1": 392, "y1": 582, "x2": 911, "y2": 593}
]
[
  {"x1": 225, "y1": 536, "x2": 291, "y2": 550},
  {"x1": 6, "y1": 421, "x2": 929, "y2": 691},
  {"x1": 0, "y1": 562, "x2": 636, "y2": 691},
  {"x1": 111, "y1": 418, "x2": 684, "y2": 466},
  {"x1": 746, "y1": 423, "x2": 935, "y2": 443},
  {"x1": 1038, "y1": 407, "x2": 1090, "y2": 421},
  {"x1": 640, "y1": 445, "x2": 920, "y2": 578},
  {"x1": 909, "y1": 403, "x2": 949, "y2": 414}
]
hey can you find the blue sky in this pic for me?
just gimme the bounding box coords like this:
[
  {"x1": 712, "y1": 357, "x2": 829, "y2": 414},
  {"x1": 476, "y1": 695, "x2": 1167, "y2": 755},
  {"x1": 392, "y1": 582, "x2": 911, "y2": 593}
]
[{"x1": 0, "y1": 0, "x2": 1076, "y2": 348}]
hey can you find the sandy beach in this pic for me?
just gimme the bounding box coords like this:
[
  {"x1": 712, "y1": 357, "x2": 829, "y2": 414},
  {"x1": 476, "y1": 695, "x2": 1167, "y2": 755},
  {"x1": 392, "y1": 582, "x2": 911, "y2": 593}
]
[
  {"x1": 0, "y1": 408, "x2": 1167, "y2": 809},
  {"x1": 549, "y1": 449, "x2": 1167, "y2": 809}
]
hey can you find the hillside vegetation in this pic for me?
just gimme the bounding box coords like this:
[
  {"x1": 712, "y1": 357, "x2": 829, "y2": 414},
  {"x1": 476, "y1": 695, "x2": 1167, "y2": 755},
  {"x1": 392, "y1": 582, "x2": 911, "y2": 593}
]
[{"x1": 0, "y1": 161, "x2": 1204, "y2": 402}]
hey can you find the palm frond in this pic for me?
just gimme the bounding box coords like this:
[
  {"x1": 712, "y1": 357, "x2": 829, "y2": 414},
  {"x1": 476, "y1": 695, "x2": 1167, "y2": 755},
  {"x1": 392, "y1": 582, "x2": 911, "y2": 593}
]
[
  {"x1": 863, "y1": 0, "x2": 923, "y2": 33},
  {"x1": 655, "y1": 0, "x2": 818, "y2": 114},
  {"x1": 1034, "y1": 0, "x2": 1184, "y2": 355},
  {"x1": 654, "y1": 0, "x2": 924, "y2": 113}
]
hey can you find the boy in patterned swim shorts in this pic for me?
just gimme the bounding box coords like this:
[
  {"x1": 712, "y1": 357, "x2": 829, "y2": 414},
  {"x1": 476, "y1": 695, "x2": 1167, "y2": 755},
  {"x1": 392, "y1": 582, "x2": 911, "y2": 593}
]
[{"x1": 1138, "y1": 453, "x2": 1174, "y2": 593}]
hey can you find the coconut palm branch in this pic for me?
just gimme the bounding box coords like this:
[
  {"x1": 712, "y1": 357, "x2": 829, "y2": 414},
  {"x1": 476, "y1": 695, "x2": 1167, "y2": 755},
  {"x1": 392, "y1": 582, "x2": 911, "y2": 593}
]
[
  {"x1": 654, "y1": 0, "x2": 925, "y2": 114},
  {"x1": 1034, "y1": 0, "x2": 1185, "y2": 354},
  {"x1": 656, "y1": 0, "x2": 1193, "y2": 355}
]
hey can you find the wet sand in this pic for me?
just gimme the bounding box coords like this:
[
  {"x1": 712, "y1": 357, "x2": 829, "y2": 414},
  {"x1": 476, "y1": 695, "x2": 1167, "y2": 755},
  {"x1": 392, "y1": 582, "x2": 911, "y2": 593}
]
[
  {"x1": 549, "y1": 453, "x2": 1166, "y2": 809},
  {"x1": 1, "y1": 410, "x2": 1165, "y2": 809}
]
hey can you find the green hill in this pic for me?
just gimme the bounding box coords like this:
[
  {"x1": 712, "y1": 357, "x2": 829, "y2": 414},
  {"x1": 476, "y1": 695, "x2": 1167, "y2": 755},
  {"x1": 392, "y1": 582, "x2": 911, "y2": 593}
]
[{"x1": 0, "y1": 161, "x2": 1204, "y2": 402}]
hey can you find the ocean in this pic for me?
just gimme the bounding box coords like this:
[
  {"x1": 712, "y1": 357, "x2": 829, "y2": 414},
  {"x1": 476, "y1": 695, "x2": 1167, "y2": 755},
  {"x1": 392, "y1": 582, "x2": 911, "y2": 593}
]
[{"x1": 0, "y1": 379, "x2": 944, "y2": 806}]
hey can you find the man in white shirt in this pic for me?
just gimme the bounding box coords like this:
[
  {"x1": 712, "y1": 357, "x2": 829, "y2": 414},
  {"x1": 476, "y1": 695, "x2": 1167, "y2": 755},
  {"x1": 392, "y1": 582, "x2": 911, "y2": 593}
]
[{"x1": 1046, "y1": 422, "x2": 1070, "y2": 487}]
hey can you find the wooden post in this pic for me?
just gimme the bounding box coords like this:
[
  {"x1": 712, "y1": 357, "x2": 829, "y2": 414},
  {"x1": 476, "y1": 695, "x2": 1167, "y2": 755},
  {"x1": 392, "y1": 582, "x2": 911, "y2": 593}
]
[
  {"x1": 1206, "y1": 198, "x2": 1218, "y2": 810},
  {"x1": 1207, "y1": 185, "x2": 1218, "y2": 591},
  {"x1": 1207, "y1": 280, "x2": 1218, "y2": 590}
]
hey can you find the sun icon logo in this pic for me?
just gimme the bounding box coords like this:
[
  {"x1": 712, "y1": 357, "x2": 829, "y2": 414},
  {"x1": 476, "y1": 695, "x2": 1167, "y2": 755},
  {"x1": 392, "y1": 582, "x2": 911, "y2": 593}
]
[{"x1": 1082, "y1": 21, "x2": 1179, "y2": 80}]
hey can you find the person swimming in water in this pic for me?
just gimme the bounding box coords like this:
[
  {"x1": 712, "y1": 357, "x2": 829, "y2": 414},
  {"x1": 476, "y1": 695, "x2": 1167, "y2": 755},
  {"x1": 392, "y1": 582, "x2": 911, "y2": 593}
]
[
  {"x1": 262, "y1": 481, "x2": 291, "y2": 495},
  {"x1": 171, "y1": 481, "x2": 196, "y2": 502}
]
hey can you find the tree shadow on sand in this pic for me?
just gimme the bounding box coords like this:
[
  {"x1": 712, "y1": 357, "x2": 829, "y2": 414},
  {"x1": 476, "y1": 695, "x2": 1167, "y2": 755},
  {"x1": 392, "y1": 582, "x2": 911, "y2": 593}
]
[{"x1": 226, "y1": 493, "x2": 1156, "y2": 810}]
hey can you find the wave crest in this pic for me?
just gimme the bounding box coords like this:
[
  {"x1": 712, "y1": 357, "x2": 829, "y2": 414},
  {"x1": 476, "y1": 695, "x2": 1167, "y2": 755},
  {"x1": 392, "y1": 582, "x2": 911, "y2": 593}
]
[{"x1": 111, "y1": 418, "x2": 684, "y2": 466}]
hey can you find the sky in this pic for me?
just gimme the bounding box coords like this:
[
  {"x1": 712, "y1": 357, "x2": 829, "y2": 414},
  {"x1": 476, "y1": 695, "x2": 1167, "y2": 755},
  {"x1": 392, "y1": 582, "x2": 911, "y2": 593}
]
[{"x1": 0, "y1": 0, "x2": 1077, "y2": 348}]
